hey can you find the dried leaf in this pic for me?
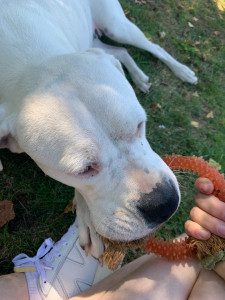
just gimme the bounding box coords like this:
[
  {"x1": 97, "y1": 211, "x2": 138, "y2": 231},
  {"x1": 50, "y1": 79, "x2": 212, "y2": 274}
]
[
  {"x1": 193, "y1": 91, "x2": 199, "y2": 97},
  {"x1": 124, "y1": 10, "x2": 130, "y2": 17},
  {"x1": 160, "y1": 81, "x2": 169, "y2": 86},
  {"x1": 63, "y1": 199, "x2": 73, "y2": 214},
  {"x1": 178, "y1": 3, "x2": 185, "y2": 9},
  {"x1": 0, "y1": 200, "x2": 15, "y2": 227},
  {"x1": 206, "y1": 111, "x2": 214, "y2": 119},
  {"x1": 214, "y1": 31, "x2": 220, "y2": 36},
  {"x1": 150, "y1": 103, "x2": 161, "y2": 112},
  {"x1": 202, "y1": 53, "x2": 207, "y2": 61},
  {"x1": 191, "y1": 121, "x2": 199, "y2": 128},
  {"x1": 188, "y1": 22, "x2": 194, "y2": 28},
  {"x1": 193, "y1": 17, "x2": 199, "y2": 22},
  {"x1": 158, "y1": 31, "x2": 166, "y2": 39}
]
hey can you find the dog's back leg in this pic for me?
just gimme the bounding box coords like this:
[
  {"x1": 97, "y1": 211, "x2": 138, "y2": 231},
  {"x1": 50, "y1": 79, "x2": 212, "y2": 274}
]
[
  {"x1": 93, "y1": 39, "x2": 151, "y2": 93},
  {"x1": 91, "y1": 0, "x2": 197, "y2": 84}
]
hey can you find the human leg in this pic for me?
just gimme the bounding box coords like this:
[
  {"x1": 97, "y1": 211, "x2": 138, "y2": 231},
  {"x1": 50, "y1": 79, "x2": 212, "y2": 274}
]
[
  {"x1": 0, "y1": 273, "x2": 29, "y2": 300},
  {"x1": 0, "y1": 254, "x2": 201, "y2": 300},
  {"x1": 188, "y1": 269, "x2": 225, "y2": 300},
  {"x1": 72, "y1": 255, "x2": 201, "y2": 300}
]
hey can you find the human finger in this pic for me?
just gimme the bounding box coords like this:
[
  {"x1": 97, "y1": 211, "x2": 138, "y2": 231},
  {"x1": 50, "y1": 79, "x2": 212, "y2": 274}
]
[
  {"x1": 194, "y1": 177, "x2": 214, "y2": 195},
  {"x1": 185, "y1": 219, "x2": 211, "y2": 240},
  {"x1": 195, "y1": 193, "x2": 225, "y2": 222},
  {"x1": 190, "y1": 206, "x2": 225, "y2": 238}
]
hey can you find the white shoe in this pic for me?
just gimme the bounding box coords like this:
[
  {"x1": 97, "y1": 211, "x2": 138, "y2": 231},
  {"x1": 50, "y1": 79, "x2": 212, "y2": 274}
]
[{"x1": 13, "y1": 220, "x2": 114, "y2": 300}]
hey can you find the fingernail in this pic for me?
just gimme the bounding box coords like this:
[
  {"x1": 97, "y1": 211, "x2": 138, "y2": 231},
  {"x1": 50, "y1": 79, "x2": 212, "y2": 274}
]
[
  {"x1": 217, "y1": 224, "x2": 225, "y2": 237},
  {"x1": 199, "y1": 183, "x2": 211, "y2": 194},
  {"x1": 199, "y1": 229, "x2": 210, "y2": 239}
]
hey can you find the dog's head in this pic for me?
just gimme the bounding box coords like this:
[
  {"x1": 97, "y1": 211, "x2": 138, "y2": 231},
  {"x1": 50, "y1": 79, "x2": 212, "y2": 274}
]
[{"x1": 5, "y1": 49, "x2": 180, "y2": 241}]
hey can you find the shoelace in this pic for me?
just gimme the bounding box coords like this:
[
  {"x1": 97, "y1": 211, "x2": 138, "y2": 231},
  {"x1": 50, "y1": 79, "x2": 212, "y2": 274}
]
[{"x1": 13, "y1": 221, "x2": 77, "y2": 283}]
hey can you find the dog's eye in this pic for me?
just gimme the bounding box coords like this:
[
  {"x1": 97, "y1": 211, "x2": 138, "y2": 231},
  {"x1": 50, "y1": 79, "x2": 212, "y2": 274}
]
[
  {"x1": 78, "y1": 163, "x2": 99, "y2": 177},
  {"x1": 136, "y1": 122, "x2": 144, "y2": 138}
]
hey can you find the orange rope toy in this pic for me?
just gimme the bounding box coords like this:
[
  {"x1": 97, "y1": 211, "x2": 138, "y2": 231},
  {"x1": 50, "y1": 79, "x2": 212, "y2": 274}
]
[
  {"x1": 143, "y1": 154, "x2": 225, "y2": 261},
  {"x1": 103, "y1": 155, "x2": 225, "y2": 270}
]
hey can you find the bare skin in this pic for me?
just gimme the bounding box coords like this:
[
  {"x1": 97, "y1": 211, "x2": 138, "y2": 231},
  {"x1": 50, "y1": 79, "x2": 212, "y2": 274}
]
[{"x1": 0, "y1": 177, "x2": 225, "y2": 300}]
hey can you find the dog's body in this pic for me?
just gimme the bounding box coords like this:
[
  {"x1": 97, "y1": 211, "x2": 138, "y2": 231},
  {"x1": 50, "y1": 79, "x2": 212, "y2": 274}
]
[{"x1": 0, "y1": 0, "x2": 196, "y2": 258}]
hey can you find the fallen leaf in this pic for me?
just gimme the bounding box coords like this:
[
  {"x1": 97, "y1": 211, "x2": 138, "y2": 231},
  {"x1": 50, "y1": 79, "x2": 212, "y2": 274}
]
[
  {"x1": 193, "y1": 91, "x2": 199, "y2": 97},
  {"x1": 219, "y1": 120, "x2": 224, "y2": 125},
  {"x1": 178, "y1": 3, "x2": 185, "y2": 9},
  {"x1": 194, "y1": 68, "x2": 200, "y2": 72},
  {"x1": 195, "y1": 41, "x2": 201, "y2": 45},
  {"x1": 160, "y1": 81, "x2": 169, "y2": 86},
  {"x1": 214, "y1": 31, "x2": 220, "y2": 36},
  {"x1": 150, "y1": 103, "x2": 161, "y2": 111},
  {"x1": 206, "y1": 111, "x2": 214, "y2": 119},
  {"x1": 158, "y1": 31, "x2": 166, "y2": 39},
  {"x1": 0, "y1": 200, "x2": 15, "y2": 227},
  {"x1": 188, "y1": 22, "x2": 194, "y2": 28},
  {"x1": 63, "y1": 199, "x2": 73, "y2": 214},
  {"x1": 134, "y1": 0, "x2": 147, "y2": 5},
  {"x1": 53, "y1": 199, "x2": 75, "y2": 221},
  {"x1": 209, "y1": 158, "x2": 221, "y2": 170},
  {"x1": 191, "y1": 121, "x2": 199, "y2": 128},
  {"x1": 202, "y1": 53, "x2": 207, "y2": 61},
  {"x1": 130, "y1": 17, "x2": 136, "y2": 23},
  {"x1": 193, "y1": 17, "x2": 199, "y2": 22}
]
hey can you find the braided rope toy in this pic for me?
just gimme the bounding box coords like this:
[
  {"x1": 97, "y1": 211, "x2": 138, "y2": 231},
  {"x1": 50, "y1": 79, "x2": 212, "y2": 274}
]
[{"x1": 103, "y1": 155, "x2": 225, "y2": 270}]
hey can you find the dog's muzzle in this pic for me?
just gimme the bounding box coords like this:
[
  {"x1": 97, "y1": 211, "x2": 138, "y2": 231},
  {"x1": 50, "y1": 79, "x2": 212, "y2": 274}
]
[{"x1": 136, "y1": 177, "x2": 180, "y2": 226}]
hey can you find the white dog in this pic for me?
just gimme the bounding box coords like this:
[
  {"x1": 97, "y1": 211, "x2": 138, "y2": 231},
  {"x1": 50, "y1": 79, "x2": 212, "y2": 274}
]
[{"x1": 0, "y1": 0, "x2": 196, "y2": 259}]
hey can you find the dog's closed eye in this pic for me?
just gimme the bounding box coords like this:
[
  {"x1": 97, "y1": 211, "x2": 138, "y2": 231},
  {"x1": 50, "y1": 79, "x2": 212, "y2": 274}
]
[
  {"x1": 136, "y1": 121, "x2": 144, "y2": 138},
  {"x1": 66, "y1": 164, "x2": 99, "y2": 177},
  {"x1": 79, "y1": 165, "x2": 95, "y2": 176}
]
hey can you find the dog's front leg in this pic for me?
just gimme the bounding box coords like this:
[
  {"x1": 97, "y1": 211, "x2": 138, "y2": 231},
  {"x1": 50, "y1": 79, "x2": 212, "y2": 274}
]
[{"x1": 73, "y1": 190, "x2": 104, "y2": 262}]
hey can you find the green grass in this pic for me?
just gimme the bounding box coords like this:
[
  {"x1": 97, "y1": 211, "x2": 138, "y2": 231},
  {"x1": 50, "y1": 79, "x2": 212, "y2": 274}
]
[{"x1": 0, "y1": 0, "x2": 225, "y2": 275}]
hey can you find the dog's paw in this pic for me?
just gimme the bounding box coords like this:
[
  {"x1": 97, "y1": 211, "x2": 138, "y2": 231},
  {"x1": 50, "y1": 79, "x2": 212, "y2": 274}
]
[
  {"x1": 171, "y1": 63, "x2": 198, "y2": 84},
  {"x1": 78, "y1": 217, "x2": 104, "y2": 260},
  {"x1": 131, "y1": 70, "x2": 152, "y2": 93},
  {"x1": 73, "y1": 192, "x2": 104, "y2": 260}
]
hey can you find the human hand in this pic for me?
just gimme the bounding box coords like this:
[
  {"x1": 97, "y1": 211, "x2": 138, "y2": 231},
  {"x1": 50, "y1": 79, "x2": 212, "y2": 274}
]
[{"x1": 185, "y1": 177, "x2": 225, "y2": 240}]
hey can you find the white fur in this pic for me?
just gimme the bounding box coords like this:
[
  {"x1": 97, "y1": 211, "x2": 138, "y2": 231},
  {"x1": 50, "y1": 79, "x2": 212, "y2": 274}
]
[{"x1": 0, "y1": 0, "x2": 190, "y2": 258}]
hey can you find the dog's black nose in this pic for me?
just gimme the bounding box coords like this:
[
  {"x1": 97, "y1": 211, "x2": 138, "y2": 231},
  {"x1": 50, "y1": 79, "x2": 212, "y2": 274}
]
[{"x1": 137, "y1": 178, "x2": 180, "y2": 225}]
